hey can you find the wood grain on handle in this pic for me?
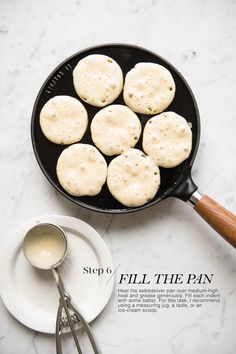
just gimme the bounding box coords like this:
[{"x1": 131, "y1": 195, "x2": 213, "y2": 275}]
[{"x1": 194, "y1": 195, "x2": 236, "y2": 248}]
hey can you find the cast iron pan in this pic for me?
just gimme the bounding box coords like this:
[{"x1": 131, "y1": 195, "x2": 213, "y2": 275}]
[{"x1": 31, "y1": 44, "x2": 236, "y2": 248}]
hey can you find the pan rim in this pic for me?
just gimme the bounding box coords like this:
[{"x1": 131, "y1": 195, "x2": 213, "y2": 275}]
[{"x1": 31, "y1": 43, "x2": 201, "y2": 214}]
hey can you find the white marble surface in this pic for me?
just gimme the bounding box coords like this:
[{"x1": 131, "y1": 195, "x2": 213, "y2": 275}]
[{"x1": 0, "y1": 0, "x2": 236, "y2": 353}]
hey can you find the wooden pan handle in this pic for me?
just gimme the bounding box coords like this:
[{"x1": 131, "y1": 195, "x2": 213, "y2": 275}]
[{"x1": 194, "y1": 195, "x2": 236, "y2": 248}]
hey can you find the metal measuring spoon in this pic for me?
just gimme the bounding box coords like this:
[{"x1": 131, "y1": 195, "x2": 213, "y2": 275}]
[{"x1": 23, "y1": 223, "x2": 101, "y2": 354}]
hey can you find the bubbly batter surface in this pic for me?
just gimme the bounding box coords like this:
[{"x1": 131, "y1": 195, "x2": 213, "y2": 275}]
[
  {"x1": 56, "y1": 143, "x2": 107, "y2": 196},
  {"x1": 91, "y1": 104, "x2": 141, "y2": 156},
  {"x1": 123, "y1": 62, "x2": 175, "y2": 115},
  {"x1": 73, "y1": 54, "x2": 123, "y2": 107},
  {"x1": 107, "y1": 148, "x2": 160, "y2": 207},
  {"x1": 143, "y1": 111, "x2": 192, "y2": 168},
  {"x1": 40, "y1": 95, "x2": 88, "y2": 145}
]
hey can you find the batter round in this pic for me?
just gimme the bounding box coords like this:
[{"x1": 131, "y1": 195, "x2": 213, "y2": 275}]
[
  {"x1": 40, "y1": 95, "x2": 88, "y2": 145},
  {"x1": 91, "y1": 104, "x2": 142, "y2": 156},
  {"x1": 56, "y1": 143, "x2": 107, "y2": 196},
  {"x1": 123, "y1": 62, "x2": 175, "y2": 115},
  {"x1": 143, "y1": 111, "x2": 192, "y2": 168},
  {"x1": 107, "y1": 148, "x2": 160, "y2": 207},
  {"x1": 73, "y1": 54, "x2": 123, "y2": 107}
]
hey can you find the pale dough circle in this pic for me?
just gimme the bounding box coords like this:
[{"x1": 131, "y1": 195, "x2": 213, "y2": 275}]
[
  {"x1": 143, "y1": 111, "x2": 192, "y2": 168},
  {"x1": 123, "y1": 62, "x2": 175, "y2": 115},
  {"x1": 107, "y1": 148, "x2": 160, "y2": 207},
  {"x1": 73, "y1": 54, "x2": 123, "y2": 107},
  {"x1": 40, "y1": 95, "x2": 88, "y2": 145},
  {"x1": 56, "y1": 143, "x2": 107, "y2": 197},
  {"x1": 91, "y1": 104, "x2": 142, "y2": 156}
]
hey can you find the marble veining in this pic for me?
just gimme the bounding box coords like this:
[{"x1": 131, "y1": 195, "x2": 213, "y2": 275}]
[{"x1": 0, "y1": 0, "x2": 236, "y2": 353}]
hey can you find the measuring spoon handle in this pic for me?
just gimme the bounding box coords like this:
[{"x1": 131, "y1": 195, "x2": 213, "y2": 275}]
[{"x1": 53, "y1": 268, "x2": 83, "y2": 354}]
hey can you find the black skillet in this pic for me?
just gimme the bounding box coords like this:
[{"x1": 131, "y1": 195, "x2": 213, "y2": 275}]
[{"x1": 31, "y1": 44, "x2": 236, "y2": 248}]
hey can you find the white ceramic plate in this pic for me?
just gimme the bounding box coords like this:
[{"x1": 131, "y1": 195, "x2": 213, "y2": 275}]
[{"x1": 0, "y1": 215, "x2": 114, "y2": 333}]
